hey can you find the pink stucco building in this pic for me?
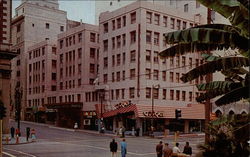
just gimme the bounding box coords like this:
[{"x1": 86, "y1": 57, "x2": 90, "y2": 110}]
[
  {"x1": 26, "y1": 40, "x2": 57, "y2": 122},
  {"x1": 45, "y1": 23, "x2": 100, "y2": 128},
  {"x1": 97, "y1": 1, "x2": 206, "y2": 135}
]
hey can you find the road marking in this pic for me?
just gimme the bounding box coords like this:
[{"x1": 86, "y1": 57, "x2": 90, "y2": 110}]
[
  {"x1": 3, "y1": 152, "x2": 16, "y2": 157},
  {"x1": 3, "y1": 148, "x2": 37, "y2": 157}
]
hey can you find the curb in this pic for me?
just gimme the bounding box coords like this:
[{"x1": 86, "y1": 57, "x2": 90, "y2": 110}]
[{"x1": 3, "y1": 141, "x2": 34, "y2": 145}]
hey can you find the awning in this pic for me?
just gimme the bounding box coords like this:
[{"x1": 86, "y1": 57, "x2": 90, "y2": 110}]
[
  {"x1": 45, "y1": 102, "x2": 83, "y2": 109},
  {"x1": 100, "y1": 104, "x2": 205, "y2": 120}
]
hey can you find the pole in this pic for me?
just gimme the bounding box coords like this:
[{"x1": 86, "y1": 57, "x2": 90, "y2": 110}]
[
  {"x1": 0, "y1": 119, "x2": 2, "y2": 157},
  {"x1": 205, "y1": 8, "x2": 212, "y2": 144},
  {"x1": 151, "y1": 85, "x2": 154, "y2": 134}
]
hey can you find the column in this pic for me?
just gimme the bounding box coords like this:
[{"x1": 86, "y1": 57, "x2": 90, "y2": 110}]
[{"x1": 184, "y1": 120, "x2": 189, "y2": 133}]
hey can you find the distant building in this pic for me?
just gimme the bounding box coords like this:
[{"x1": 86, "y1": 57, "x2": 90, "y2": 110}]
[
  {"x1": 11, "y1": 0, "x2": 67, "y2": 120},
  {"x1": 44, "y1": 23, "x2": 99, "y2": 129},
  {"x1": 26, "y1": 40, "x2": 57, "y2": 122},
  {"x1": 0, "y1": 0, "x2": 17, "y2": 133},
  {"x1": 97, "y1": 1, "x2": 206, "y2": 135}
]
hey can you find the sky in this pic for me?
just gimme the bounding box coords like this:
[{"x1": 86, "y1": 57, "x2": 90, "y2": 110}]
[{"x1": 12, "y1": 0, "x2": 95, "y2": 24}]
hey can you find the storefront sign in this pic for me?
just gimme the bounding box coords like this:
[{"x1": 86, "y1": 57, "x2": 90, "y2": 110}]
[
  {"x1": 114, "y1": 101, "x2": 133, "y2": 109},
  {"x1": 143, "y1": 111, "x2": 164, "y2": 118},
  {"x1": 83, "y1": 111, "x2": 97, "y2": 118}
]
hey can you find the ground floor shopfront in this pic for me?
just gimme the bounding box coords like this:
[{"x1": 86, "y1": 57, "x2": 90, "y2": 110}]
[{"x1": 101, "y1": 103, "x2": 205, "y2": 136}]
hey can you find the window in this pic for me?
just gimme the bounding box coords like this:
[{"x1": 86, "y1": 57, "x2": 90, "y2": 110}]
[
  {"x1": 78, "y1": 33, "x2": 82, "y2": 42},
  {"x1": 131, "y1": 12, "x2": 136, "y2": 24},
  {"x1": 16, "y1": 71, "x2": 20, "y2": 77},
  {"x1": 189, "y1": 58, "x2": 192, "y2": 68},
  {"x1": 182, "y1": 56, "x2": 186, "y2": 66},
  {"x1": 170, "y1": 90, "x2": 174, "y2": 100},
  {"x1": 153, "y1": 70, "x2": 159, "y2": 80},
  {"x1": 146, "y1": 88, "x2": 151, "y2": 98},
  {"x1": 122, "y1": 89, "x2": 125, "y2": 99},
  {"x1": 182, "y1": 21, "x2": 187, "y2": 29},
  {"x1": 122, "y1": 16, "x2": 126, "y2": 27},
  {"x1": 182, "y1": 91, "x2": 186, "y2": 101},
  {"x1": 176, "y1": 90, "x2": 180, "y2": 100},
  {"x1": 196, "y1": 92, "x2": 199, "y2": 99},
  {"x1": 122, "y1": 34, "x2": 126, "y2": 46},
  {"x1": 146, "y1": 12, "x2": 152, "y2": 24},
  {"x1": 117, "y1": 36, "x2": 121, "y2": 48},
  {"x1": 90, "y1": 48, "x2": 95, "y2": 58},
  {"x1": 176, "y1": 56, "x2": 180, "y2": 67},
  {"x1": 122, "y1": 71, "x2": 125, "y2": 80},
  {"x1": 130, "y1": 69, "x2": 136, "y2": 80},
  {"x1": 90, "y1": 64, "x2": 95, "y2": 73},
  {"x1": 163, "y1": 16, "x2": 168, "y2": 27},
  {"x1": 112, "y1": 37, "x2": 115, "y2": 49},
  {"x1": 130, "y1": 31, "x2": 136, "y2": 44},
  {"x1": 146, "y1": 69, "x2": 151, "y2": 79},
  {"x1": 189, "y1": 92, "x2": 192, "y2": 101},
  {"x1": 78, "y1": 48, "x2": 82, "y2": 58},
  {"x1": 176, "y1": 73, "x2": 180, "y2": 83},
  {"x1": 146, "y1": 50, "x2": 151, "y2": 62},
  {"x1": 146, "y1": 30, "x2": 152, "y2": 44},
  {"x1": 130, "y1": 50, "x2": 136, "y2": 62},
  {"x1": 78, "y1": 79, "x2": 81, "y2": 87},
  {"x1": 104, "y1": 23, "x2": 108, "y2": 33},
  {"x1": 154, "y1": 51, "x2": 159, "y2": 63},
  {"x1": 170, "y1": 18, "x2": 175, "y2": 29},
  {"x1": 52, "y1": 60, "x2": 57, "y2": 68},
  {"x1": 153, "y1": 88, "x2": 159, "y2": 99},
  {"x1": 170, "y1": 72, "x2": 174, "y2": 82},
  {"x1": 154, "y1": 32, "x2": 159, "y2": 45},
  {"x1": 90, "y1": 33, "x2": 96, "y2": 42},
  {"x1": 116, "y1": 89, "x2": 120, "y2": 99},
  {"x1": 177, "y1": 20, "x2": 181, "y2": 30},
  {"x1": 16, "y1": 59, "x2": 20, "y2": 66},
  {"x1": 170, "y1": 58, "x2": 174, "y2": 67},
  {"x1": 122, "y1": 52, "x2": 126, "y2": 64},
  {"x1": 154, "y1": 14, "x2": 160, "y2": 25},
  {"x1": 162, "y1": 71, "x2": 166, "y2": 81},
  {"x1": 117, "y1": 18, "x2": 121, "y2": 29},
  {"x1": 89, "y1": 79, "x2": 94, "y2": 85},
  {"x1": 129, "y1": 87, "x2": 135, "y2": 98},
  {"x1": 46, "y1": 23, "x2": 50, "y2": 29},
  {"x1": 60, "y1": 26, "x2": 64, "y2": 31},
  {"x1": 51, "y1": 85, "x2": 57, "y2": 91},
  {"x1": 112, "y1": 20, "x2": 115, "y2": 30},
  {"x1": 52, "y1": 73, "x2": 56, "y2": 80},
  {"x1": 117, "y1": 72, "x2": 120, "y2": 82},
  {"x1": 60, "y1": 40, "x2": 63, "y2": 49},
  {"x1": 103, "y1": 74, "x2": 108, "y2": 84},
  {"x1": 163, "y1": 89, "x2": 167, "y2": 100},
  {"x1": 117, "y1": 54, "x2": 121, "y2": 65},
  {"x1": 103, "y1": 40, "x2": 108, "y2": 51},
  {"x1": 104, "y1": 57, "x2": 108, "y2": 68},
  {"x1": 184, "y1": 4, "x2": 188, "y2": 12},
  {"x1": 78, "y1": 64, "x2": 81, "y2": 74}
]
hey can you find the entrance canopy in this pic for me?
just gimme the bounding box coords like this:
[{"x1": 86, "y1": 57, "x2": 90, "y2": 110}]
[
  {"x1": 45, "y1": 102, "x2": 83, "y2": 109},
  {"x1": 101, "y1": 104, "x2": 205, "y2": 120}
]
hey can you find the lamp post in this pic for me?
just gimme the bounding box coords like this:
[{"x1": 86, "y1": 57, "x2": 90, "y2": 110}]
[
  {"x1": 151, "y1": 84, "x2": 160, "y2": 135},
  {"x1": 99, "y1": 90, "x2": 104, "y2": 133}
]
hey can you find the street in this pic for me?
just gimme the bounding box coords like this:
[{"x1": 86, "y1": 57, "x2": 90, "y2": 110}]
[{"x1": 3, "y1": 121, "x2": 204, "y2": 157}]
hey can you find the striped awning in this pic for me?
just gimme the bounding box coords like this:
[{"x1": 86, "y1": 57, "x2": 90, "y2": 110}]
[{"x1": 100, "y1": 103, "x2": 205, "y2": 120}]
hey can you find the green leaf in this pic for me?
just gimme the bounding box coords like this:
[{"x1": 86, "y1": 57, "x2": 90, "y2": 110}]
[
  {"x1": 201, "y1": 54, "x2": 220, "y2": 61},
  {"x1": 215, "y1": 86, "x2": 250, "y2": 106},
  {"x1": 196, "y1": 81, "x2": 241, "y2": 91},
  {"x1": 181, "y1": 57, "x2": 250, "y2": 82}
]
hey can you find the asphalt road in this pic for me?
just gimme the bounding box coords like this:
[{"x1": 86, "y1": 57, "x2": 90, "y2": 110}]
[{"x1": 3, "y1": 121, "x2": 204, "y2": 157}]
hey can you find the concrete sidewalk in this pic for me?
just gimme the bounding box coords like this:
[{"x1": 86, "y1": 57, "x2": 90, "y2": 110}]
[{"x1": 2, "y1": 134, "x2": 34, "y2": 145}]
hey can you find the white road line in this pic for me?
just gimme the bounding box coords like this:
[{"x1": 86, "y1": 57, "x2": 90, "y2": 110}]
[
  {"x1": 3, "y1": 148, "x2": 37, "y2": 157},
  {"x1": 56, "y1": 141, "x2": 155, "y2": 156},
  {"x1": 3, "y1": 152, "x2": 17, "y2": 157}
]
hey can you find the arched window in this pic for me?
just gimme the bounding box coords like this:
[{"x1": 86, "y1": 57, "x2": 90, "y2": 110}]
[
  {"x1": 215, "y1": 110, "x2": 222, "y2": 117},
  {"x1": 229, "y1": 110, "x2": 235, "y2": 115}
]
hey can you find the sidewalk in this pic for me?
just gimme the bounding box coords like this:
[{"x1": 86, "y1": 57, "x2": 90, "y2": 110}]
[{"x1": 2, "y1": 134, "x2": 34, "y2": 145}]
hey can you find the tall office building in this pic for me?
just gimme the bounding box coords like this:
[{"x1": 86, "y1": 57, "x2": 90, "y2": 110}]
[
  {"x1": 0, "y1": 0, "x2": 17, "y2": 133},
  {"x1": 11, "y1": 0, "x2": 67, "y2": 120}
]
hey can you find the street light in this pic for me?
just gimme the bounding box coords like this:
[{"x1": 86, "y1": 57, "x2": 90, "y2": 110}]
[{"x1": 151, "y1": 84, "x2": 160, "y2": 135}]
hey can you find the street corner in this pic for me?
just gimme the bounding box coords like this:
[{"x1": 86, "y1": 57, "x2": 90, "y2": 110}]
[{"x1": 2, "y1": 135, "x2": 35, "y2": 145}]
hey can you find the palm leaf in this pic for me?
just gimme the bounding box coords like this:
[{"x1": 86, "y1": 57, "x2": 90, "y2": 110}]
[
  {"x1": 197, "y1": 0, "x2": 249, "y2": 38},
  {"x1": 215, "y1": 86, "x2": 250, "y2": 106},
  {"x1": 160, "y1": 27, "x2": 249, "y2": 58},
  {"x1": 181, "y1": 57, "x2": 249, "y2": 82},
  {"x1": 201, "y1": 54, "x2": 220, "y2": 61},
  {"x1": 196, "y1": 90, "x2": 229, "y2": 103},
  {"x1": 196, "y1": 81, "x2": 242, "y2": 91}
]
